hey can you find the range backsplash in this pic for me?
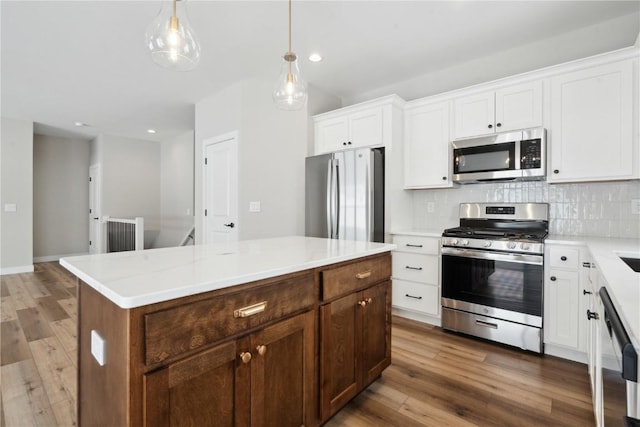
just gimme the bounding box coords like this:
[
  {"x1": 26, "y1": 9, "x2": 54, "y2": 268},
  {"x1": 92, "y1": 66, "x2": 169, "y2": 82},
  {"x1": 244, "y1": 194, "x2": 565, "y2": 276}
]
[{"x1": 412, "y1": 180, "x2": 640, "y2": 239}]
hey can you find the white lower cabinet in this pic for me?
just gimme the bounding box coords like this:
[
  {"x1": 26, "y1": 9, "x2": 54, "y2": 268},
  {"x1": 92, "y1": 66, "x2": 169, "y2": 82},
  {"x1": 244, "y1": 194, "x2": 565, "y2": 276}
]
[
  {"x1": 391, "y1": 234, "x2": 440, "y2": 324},
  {"x1": 544, "y1": 243, "x2": 588, "y2": 361}
]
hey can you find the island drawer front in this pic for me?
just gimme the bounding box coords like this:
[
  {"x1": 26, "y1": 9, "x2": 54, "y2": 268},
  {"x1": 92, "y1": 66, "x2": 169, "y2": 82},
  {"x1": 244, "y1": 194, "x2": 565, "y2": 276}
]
[
  {"x1": 321, "y1": 254, "x2": 391, "y2": 301},
  {"x1": 144, "y1": 273, "x2": 314, "y2": 365}
]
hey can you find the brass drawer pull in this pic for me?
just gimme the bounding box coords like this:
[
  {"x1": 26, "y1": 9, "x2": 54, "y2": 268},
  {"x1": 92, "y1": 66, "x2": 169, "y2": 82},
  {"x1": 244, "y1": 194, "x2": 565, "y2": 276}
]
[
  {"x1": 358, "y1": 300, "x2": 367, "y2": 308},
  {"x1": 355, "y1": 271, "x2": 371, "y2": 279},
  {"x1": 234, "y1": 301, "x2": 267, "y2": 318}
]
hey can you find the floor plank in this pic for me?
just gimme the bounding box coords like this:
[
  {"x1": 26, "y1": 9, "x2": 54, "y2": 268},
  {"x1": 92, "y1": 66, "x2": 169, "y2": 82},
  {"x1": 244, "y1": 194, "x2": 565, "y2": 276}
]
[
  {"x1": 0, "y1": 359, "x2": 57, "y2": 426},
  {"x1": 15, "y1": 308, "x2": 54, "y2": 342},
  {"x1": 1, "y1": 320, "x2": 32, "y2": 366}
]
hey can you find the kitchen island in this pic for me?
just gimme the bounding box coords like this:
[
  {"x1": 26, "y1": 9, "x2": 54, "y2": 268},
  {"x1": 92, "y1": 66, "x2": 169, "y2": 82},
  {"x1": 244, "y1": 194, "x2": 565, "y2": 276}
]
[{"x1": 60, "y1": 236, "x2": 395, "y2": 426}]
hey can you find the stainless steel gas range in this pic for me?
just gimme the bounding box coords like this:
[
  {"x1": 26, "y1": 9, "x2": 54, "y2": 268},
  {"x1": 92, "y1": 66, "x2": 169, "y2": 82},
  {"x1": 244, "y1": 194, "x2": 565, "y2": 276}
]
[{"x1": 441, "y1": 203, "x2": 549, "y2": 353}]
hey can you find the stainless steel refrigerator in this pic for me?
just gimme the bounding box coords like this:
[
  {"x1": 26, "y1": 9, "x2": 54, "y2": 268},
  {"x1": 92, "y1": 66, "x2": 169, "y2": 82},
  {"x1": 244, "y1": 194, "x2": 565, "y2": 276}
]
[{"x1": 305, "y1": 147, "x2": 384, "y2": 243}]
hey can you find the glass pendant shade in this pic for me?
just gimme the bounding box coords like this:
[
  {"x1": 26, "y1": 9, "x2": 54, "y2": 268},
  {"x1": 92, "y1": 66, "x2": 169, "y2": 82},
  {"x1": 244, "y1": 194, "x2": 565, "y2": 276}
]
[
  {"x1": 145, "y1": 0, "x2": 201, "y2": 71},
  {"x1": 273, "y1": 53, "x2": 307, "y2": 110}
]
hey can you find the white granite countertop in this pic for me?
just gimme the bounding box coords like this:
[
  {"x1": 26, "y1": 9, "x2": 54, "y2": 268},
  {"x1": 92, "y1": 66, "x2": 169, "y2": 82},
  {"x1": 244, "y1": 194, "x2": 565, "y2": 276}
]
[
  {"x1": 60, "y1": 236, "x2": 395, "y2": 309},
  {"x1": 547, "y1": 234, "x2": 640, "y2": 352}
]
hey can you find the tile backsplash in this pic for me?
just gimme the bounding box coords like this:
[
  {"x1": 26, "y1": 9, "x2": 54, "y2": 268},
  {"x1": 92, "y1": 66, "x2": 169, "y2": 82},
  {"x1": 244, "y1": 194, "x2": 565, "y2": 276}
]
[{"x1": 412, "y1": 180, "x2": 640, "y2": 239}]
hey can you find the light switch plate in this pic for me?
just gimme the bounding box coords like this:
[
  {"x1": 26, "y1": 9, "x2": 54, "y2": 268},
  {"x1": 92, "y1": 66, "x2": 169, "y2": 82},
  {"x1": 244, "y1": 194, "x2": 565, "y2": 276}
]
[
  {"x1": 4, "y1": 203, "x2": 16, "y2": 212},
  {"x1": 249, "y1": 201, "x2": 261, "y2": 212},
  {"x1": 91, "y1": 330, "x2": 106, "y2": 366}
]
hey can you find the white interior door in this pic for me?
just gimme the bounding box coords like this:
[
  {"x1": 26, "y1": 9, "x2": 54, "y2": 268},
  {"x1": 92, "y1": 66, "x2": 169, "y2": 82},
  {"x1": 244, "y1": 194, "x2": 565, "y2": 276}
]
[
  {"x1": 203, "y1": 133, "x2": 239, "y2": 244},
  {"x1": 89, "y1": 164, "x2": 102, "y2": 254}
]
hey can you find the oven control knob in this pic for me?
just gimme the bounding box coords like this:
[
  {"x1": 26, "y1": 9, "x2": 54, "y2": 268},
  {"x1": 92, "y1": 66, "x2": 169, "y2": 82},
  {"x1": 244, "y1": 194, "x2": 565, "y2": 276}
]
[
  {"x1": 521, "y1": 243, "x2": 531, "y2": 251},
  {"x1": 483, "y1": 241, "x2": 492, "y2": 248},
  {"x1": 451, "y1": 239, "x2": 459, "y2": 245},
  {"x1": 462, "y1": 239, "x2": 469, "y2": 246},
  {"x1": 508, "y1": 242, "x2": 516, "y2": 249}
]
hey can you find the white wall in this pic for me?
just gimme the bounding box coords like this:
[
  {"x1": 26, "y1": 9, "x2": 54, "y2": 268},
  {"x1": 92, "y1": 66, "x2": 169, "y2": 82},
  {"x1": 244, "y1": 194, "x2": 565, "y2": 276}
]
[
  {"x1": 98, "y1": 134, "x2": 161, "y2": 248},
  {"x1": 194, "y1": 78, "x2": 311, "y2": 242},
  {"x1": 194, "y1": 83, "x2": 242, "y2": 243},
  {"x1": 0, "y1": 117, "x2": 34, "y2": 273},
  {"x1": 347, "y1": 13, "x2": 640, "y2": 105},
  {"x1": 33, "y1": 134, "x2": 90, "y2": 260},
  {"x1": 154, "y1": 131, "x2": 194, "y2": 248}
]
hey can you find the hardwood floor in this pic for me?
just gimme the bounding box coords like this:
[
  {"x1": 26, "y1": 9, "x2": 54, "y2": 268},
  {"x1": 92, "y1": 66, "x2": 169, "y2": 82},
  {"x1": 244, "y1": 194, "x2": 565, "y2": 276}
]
[{"x1": 0, "y1": 263, "x2": 595, "y2": 427}]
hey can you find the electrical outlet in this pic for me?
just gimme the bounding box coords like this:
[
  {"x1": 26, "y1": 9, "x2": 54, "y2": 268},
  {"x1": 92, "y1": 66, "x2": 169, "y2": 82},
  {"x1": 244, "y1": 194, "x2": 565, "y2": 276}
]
[
  {"x1": 632, "y1": 199, "x2": 640, "y2": 215},
  {"x1": 249, "y1": 201, "x2": 261, "y2": 213},
  {"x1": 427, "y1": 202, "x2": 435, "y2": 213},
  {"x1": 91, "y1": 330, "x2": 106, "y2": 366}
]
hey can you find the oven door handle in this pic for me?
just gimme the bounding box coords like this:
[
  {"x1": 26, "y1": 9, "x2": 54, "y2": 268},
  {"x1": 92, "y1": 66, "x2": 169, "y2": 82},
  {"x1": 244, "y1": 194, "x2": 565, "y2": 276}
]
[{"x1": 441, "y1": 247, "x2": 543, "y2": 266}]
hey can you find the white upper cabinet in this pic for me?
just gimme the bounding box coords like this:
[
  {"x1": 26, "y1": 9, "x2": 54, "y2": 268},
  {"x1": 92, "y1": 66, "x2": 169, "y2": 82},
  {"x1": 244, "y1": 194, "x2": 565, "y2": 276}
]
[
  {"x1": 453, "y1": 81, "x2": 543, "y2": 139},
  {"x1": 549, "y1": 59, "x2": 636, "y2": 183},
  {"x1": 404, "y1": 100, "x2": 452, "y2": 189},
  {"x1": 313, "y1": 95, "x2": 403, "y2": 155}
]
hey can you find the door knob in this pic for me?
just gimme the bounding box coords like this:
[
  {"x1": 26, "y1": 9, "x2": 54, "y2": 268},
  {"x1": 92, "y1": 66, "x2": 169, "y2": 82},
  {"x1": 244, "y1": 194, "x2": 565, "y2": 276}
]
[
  {"x1": 224, "y1": 222, "x2": 235, "y2": 228},
  {"x1": 239, "y1": 352, "x2": 252, "y2": 364},
  {"x1": 256, "y1": 345, "x2": 267, "y2": 356}
]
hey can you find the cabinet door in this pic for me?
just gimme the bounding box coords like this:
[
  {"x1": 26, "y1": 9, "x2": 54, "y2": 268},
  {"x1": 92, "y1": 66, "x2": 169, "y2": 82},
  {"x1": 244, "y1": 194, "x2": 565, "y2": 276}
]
[
  {"x1": 143, "y1": 340, "x2": 249, "y2": 427},
  {"x1": 545, "y1": 269, "x2": 580, "y2": 349},
  {"x1": 453, "y1": 91, "x2": 495, "y2": 139},
  {"x1": 250, "y1": 311, "x2": 315, "y2": 427},
  {"x1": 315, "y1": 116, "x2": 349, "y2": 154},
  {"x1": 550, "y1": 60, "x2": 634, "y2": 182},
  {"x1": 319, "y1": 292, "x2": 360, "y2": 420},
  {"x1": 360, "y1": 281, "x2": 391, "y2": 385},
  {"x1": 495, "y1": 81, "x2": 542, "y2": 132},
  {"x1": 404, "y1": 101, "x2": 452, "y2": 188},
  {"x1": 348, "y1": 107, "x2": 384, "y2": 148}
]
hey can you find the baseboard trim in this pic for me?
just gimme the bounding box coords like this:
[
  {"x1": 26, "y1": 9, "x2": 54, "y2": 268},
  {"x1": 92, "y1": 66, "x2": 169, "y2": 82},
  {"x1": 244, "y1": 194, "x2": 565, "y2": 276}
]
[
  {"x1": 544, "y1": 343, "x2": 588, "y2": 364},
  {"x1": 0, "y1": 265, "x2": 35, "y2": 275},
  {"x1": 34, "y1": 253, "x2": 89, "y2": 263},
  {"x1": 392, "y1": 307, "x2": 441, "y2": 327}
]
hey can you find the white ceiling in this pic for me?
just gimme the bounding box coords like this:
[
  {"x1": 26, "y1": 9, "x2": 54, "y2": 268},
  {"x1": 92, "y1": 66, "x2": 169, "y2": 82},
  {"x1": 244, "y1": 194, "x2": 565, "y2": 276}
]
[{"x1": 2, "y1": 1, "x2": 639, "y2": 142}]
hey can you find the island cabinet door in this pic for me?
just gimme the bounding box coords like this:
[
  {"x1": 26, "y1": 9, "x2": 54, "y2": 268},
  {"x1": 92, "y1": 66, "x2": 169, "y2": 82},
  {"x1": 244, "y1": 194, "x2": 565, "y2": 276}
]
[
  {"x1": 360, "y1": 280, "x2": 391, "y2": 385},
  {"x1": 319, "y1": 292, "x2": 360, "y2": 420},
  {"x1": 249, "y1": 310, "x2": 315, "y2": 427},
  {"x1": 143, "y1": 339, "x2": 251, "y2": 427}
]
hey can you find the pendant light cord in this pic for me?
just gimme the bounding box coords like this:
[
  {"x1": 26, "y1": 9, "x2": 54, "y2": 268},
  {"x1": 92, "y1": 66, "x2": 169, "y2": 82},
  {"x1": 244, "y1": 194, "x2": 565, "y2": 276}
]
[{"x1": 288, "y1": 0, "x2": 292, "y2": 54}]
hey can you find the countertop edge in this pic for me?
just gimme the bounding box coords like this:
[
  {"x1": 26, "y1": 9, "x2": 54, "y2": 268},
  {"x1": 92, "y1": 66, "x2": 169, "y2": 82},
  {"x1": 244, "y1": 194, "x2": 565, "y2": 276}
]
[{"x1": 61, "y1": 241, "x2": 395, "y2": 309}]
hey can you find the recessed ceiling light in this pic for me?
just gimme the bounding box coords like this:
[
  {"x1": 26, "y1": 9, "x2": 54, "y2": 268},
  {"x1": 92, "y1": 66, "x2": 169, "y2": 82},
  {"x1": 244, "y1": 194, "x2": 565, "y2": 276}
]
[
  {"x1": 309, "y1": 53, "x2": 323, "y2": 63},
  {"x1": 147, "y1": 129, "x2": 156, "y2": 134},
  {"x1": 74, "y1": 121, "x2": 88, "y2": 127}
]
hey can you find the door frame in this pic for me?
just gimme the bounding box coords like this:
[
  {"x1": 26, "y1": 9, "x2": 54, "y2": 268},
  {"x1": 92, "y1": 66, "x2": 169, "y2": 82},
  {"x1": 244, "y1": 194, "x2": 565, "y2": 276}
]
[
  {"x1": 202, "y1": 131, "x2": 239, "y2": 244},
  {"x1": 89, "y1": 163, "x2": 102, "y2": 254}
]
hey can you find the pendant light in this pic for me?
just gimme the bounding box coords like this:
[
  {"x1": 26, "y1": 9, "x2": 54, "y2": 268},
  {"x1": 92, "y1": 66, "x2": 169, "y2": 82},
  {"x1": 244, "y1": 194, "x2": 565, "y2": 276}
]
[
  {"x1": 145, "y1": 0, "x2": 201, "y2": 71},
  {"x1": 273, "y1": 0, "x2": 307, "y2": 110}
]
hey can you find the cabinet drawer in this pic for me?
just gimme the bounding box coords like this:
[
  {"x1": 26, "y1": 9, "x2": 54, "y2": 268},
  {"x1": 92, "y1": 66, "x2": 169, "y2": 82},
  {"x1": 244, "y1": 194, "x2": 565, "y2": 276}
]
[
  {"x1": 392, "y1": 235, "x2": 439, "y2": 255},
  {"x1": 548, "y1": 246, "x2": 580, "y2": 269},
  {"x1": 392, "y1": 252, "x2": 438, "y2": 284},
  {"x1": 392, "y1": 280, "x2": 439, "y2": 316},
  {"x1": 321, "y1": 254, "x2": 391, "y2": 301},
  {"x1": 144, "y1": 273, "x2": 314, "y2": 365}
]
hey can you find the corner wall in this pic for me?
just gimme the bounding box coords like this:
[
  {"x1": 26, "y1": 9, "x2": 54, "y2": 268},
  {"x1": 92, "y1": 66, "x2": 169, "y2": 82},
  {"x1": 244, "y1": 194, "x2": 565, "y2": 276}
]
[
  {"x1": 1, "y1": 117, "x2": 34, "y2": 274},
  {"x1": 33, "y1": 134, "x2": 90, "y2": 261},
  {"x1": 194, "y1": 78, "x2": 309, "y2": 243}
]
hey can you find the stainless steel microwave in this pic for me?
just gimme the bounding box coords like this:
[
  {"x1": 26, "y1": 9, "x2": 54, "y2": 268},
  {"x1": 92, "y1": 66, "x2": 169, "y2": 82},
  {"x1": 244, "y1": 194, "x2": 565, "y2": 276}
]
[{"x1": 452, "y1": 127, "x2": 546, "y2": 184}]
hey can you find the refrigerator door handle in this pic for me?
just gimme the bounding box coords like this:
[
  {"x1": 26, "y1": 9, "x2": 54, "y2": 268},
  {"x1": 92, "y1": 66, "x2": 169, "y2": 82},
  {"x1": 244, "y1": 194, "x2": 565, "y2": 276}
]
[
  {"x1": 334, "y1": 160, "x2": 340, "y2": 239},
  {"x1": 365, "y1": 157, "x2": 372, "y2": 241},
  {"x1": 326, "y1": 159, "x2": 334, "y2": 239}
]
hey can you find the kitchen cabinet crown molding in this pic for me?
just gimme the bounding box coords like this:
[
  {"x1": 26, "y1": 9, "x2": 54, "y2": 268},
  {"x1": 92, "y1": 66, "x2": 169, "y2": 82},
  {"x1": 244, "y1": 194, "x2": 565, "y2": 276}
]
[
  {"x1": 404, "y1": 46, "x2": 639, "y2": 107},
  {"x1": 313, "y1": 94, "x2": 405, "y2": 120}
]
